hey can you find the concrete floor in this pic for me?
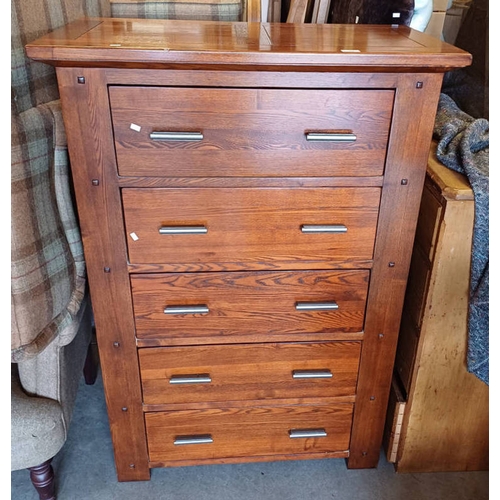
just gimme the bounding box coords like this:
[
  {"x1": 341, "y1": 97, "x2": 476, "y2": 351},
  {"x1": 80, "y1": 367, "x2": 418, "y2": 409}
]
[{"x1": 11, "y1": 374, "x2": 489, "y2": 500}]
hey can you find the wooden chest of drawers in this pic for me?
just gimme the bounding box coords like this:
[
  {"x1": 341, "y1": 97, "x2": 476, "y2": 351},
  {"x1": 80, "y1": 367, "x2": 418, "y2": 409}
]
[{"x1": 26, "y1": 20, "x2": 470, "y2": 482}]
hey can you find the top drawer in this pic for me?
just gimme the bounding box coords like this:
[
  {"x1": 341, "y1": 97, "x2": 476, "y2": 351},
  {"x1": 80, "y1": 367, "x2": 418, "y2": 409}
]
[{"x1": 109, "y1": 87, "x2": 394, "y2": 178}]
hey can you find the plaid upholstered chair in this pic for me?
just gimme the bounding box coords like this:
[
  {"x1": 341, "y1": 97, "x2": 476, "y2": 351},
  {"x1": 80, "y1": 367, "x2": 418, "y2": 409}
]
[
  {"x1": 11, "y1": 0, "x2": 109, "y2": 498},
  {"x1": 110, "y1": 0, "x2": 254, "y2": 21}
]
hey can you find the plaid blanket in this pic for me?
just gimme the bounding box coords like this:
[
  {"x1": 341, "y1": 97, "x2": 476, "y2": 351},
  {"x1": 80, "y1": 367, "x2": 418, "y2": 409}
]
[
  {"x1": 110, "y1": 0, "x2": 243, "y2": 21},
  {"x1": 11, "y1": 0, "x2": 109, "y2": 361},
  {"x1": 11, "y1": 100, "x2": 86, "y2": 361},
  {"x1": 433, "y1": 93, "x2": 489, "y2": 385}
]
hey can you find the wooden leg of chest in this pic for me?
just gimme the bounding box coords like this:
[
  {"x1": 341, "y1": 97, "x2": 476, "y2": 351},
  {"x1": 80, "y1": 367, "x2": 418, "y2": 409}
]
[
  {"x1": 56, "y1": 67, "x2": 150, "y2": 481},
  {"x1": 347, "y1": 73, "x2": 444, "y2": 468}
]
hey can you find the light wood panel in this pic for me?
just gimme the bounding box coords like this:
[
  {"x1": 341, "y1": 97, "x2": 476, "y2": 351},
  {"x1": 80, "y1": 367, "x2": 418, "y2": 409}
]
[
  {"x1": 386, "y1": 154, "x2": 488, "y2": 472},
  {"x1": 311, "y1": 0, "x2": 331, "y2": 23},
  {"x1": 286, "y1": 0, "x2": 310, "y2": 22}
]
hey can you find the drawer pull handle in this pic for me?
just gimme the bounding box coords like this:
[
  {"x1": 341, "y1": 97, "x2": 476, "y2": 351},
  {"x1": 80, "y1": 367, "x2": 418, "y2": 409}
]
[
  {"x1": 305, "y1": 133, "x2": 357, "y2": 142},
  {"x1": 169, "y1": 374, "x2": 212, "y2": 384},
  {"x1": 159, "y1": 226, "x2": 208, "y2": 235},
  {"x1": 174, "y1": 435, "x2": 213, "y2": 446},
  {"x1": 295, "y1": 302, "x2": 339, "y2": 311},
  {"x1": 292, "y1": 370, "x2": 333, "y2": 379},
  {"x1": 301, "y1": 225, "x2": 347, "y2": 234},
  {"x1": 164, "y1": 305, "x2": 210, "y2": 315},
  {"x1": 289, "y1": 429, "x2": 328, "y2": 439},
  {"x1": 150, "y1": 131, "x2": 204, "y2": 141}
]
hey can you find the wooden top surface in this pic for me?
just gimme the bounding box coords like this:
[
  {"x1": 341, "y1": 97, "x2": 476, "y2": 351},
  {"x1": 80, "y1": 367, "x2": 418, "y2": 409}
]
[
  {"x1": 427, "y1": 142, "x2": 473, "y2": 201},
  {"x1": 26, "y1": 18, "x2": 471, "y2": 71}
]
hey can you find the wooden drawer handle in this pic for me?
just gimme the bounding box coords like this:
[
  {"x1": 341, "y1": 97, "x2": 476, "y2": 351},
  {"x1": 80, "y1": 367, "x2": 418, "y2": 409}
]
[
  {"x1": 305, "y1": 132, "x2": 357, "y2": 142},
  {"x1": 292, "y1": 370, "x2": 333, "y2": 379},
  {"x1": 150, "y1": 131, "x2": 204, "y2": 141},
  {"x1": 301, "y1": 225, "x2": 347, "y2": 233},
  {"x1": 159, "y1": 226, "x2": 208, "y2": 235},
  {"x1": 169, "y1": 374, "x2": 212, "y2": 384},
  {"x1": 295, "y1": 302, "x2": 339, "y2": 311},
  {"x1": 174, "y1": 435, "x2": 213, "y2": 446},
  {"x1": 164, "y1": 305, "x2": 210, "y2": 315},
  {"x1": 289, "y1": 429, "x2": 328, "y2": 439}
]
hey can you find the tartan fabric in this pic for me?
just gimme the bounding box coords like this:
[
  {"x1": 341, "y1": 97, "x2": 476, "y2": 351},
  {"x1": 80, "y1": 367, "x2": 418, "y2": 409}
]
[
  {"x1": 11, "y1": 0, "x2": 111, "y2": 115},
  {"x1": 111, "y1": 1, "x2": 243, "y2": 21},
  {"x1": 11, "y1": 0, "x2": 108, "y2": 361},
  {"x1": 11, "y1": 99, "x2": 86, "y2": 362}
]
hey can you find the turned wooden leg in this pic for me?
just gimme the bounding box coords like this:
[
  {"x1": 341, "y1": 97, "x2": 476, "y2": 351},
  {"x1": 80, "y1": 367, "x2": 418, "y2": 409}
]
[{"x1": 27, "y1": 459, "x2": 56, "y2": 500}]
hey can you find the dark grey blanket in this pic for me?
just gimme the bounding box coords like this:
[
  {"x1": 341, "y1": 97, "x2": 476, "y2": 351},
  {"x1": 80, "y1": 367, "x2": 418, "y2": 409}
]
[{"x1": 433, "y1": 93, "x2": 489, "y2": 385}]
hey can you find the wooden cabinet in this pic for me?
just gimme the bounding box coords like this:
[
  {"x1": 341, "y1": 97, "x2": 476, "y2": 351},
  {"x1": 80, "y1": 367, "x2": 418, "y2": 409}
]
[
  {"x1": 26, "y1": 20, "x2": 470, "y2": 482},
  {"x1": 384, "y1": 144, "x2": 489, "y2": 472}
]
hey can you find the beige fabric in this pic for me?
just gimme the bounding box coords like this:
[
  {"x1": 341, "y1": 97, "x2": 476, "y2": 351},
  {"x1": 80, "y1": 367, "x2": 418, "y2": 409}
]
[
  {"x1": 17, "y1": 297, "x2": 92, "y2": 429},
  {"x1": 11, "y1": 372, "x2": 66, "y2": 471}
]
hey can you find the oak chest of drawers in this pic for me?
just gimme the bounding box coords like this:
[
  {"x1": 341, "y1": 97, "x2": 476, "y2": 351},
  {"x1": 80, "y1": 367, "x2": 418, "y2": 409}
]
[{"x1": 27, "y1": 19, "x2": 470, "y2": 482}]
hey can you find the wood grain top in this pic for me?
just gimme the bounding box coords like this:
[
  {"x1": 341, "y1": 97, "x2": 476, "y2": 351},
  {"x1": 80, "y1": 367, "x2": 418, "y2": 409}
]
[
  {"x1": 26, "y1": 18, "x2": 471, "y2": 71},
  {"x1": 427, "y1": 142, "x2": 473, "y2": 201}
]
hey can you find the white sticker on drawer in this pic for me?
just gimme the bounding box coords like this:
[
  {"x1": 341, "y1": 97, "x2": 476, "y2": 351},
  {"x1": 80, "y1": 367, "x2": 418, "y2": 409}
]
[
  {"x1": 130, "y1": 123, "x2": 141, "y2": 132},
  {"x1": 130, "y1": 232, "x2": 139, "y2": 241}
]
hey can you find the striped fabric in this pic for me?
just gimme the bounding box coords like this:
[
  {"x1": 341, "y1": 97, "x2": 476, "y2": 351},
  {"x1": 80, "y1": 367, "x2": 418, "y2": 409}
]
[
  {"x1": 111, "y1": 0, "x2": 243, "y2": 21},
  {"x1": 11, "y1": 0, "x2": 110, "y2": 115},
  {"x1": 11, "y1": 0, "x2": 110, "y2": 361},
  {"x1": 11, "y1": 100, "x2": 86, "y2": 362}
]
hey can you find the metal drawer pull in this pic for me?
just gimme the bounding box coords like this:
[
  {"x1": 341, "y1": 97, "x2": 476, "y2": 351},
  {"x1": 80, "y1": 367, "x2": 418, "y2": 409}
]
[
  {"x1": 150, "y1": 131, "x2": 204, "y2": 141},
  {"x1": 159, "y1": 226, "x2": 208, "y2": 235},
  {"x1": 164, "y1": 305, "x2": 210, "y2": 315},
  {"x1": 295, "y1": 302, "x2": 339, "y2": 311},
  {"x1": 174, "y1": 435, "x2": 213, "y2": 446},
  {"x1": 289, "y1": 429, "x2": 328, "y2": 439},
  {"x1": 301, "y1": 225, "x2": 347, "y2": 234},
  {"x1": 292, "y1": 370, "x2": 333, "y2": 379},
  {"x1": 169, "y1": 374, "x2": 212, "y2": 384},
  {"x1": 305, "y1": 133, "x2": 357, "y2": 142}
]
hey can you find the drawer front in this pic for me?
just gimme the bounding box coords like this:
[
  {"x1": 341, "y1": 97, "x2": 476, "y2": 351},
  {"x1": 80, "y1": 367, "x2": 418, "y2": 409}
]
[
  {"x1": 139, "y1": 342, "x2": 361, "y2": 406},
  {"x1": 414, "y1": 181, "x2": 443, "y2": 262},
  {"x1": 131, "y1": 270, "x2": 369, "y2": 342},
  {"x1": 109, "y1": 87, "x2": 394, "y2": 177},
  {"x1": 403, "y1": 245, "x2": 431, "y2": 330},
  {"x1": 122, "y1": 187, "x2": 381, "y2": 267},
  {"x1": 145, "y1": 404, "x2": 353, "y2": 462},
  {"x1": 394, "y1": 312, "x2": 419, "y2": 393}
]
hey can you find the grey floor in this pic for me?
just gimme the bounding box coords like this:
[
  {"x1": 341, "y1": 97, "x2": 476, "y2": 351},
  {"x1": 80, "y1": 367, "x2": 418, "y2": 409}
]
[{"x1": 11, "y1": 373, "x2": 489, "y2": 500}]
